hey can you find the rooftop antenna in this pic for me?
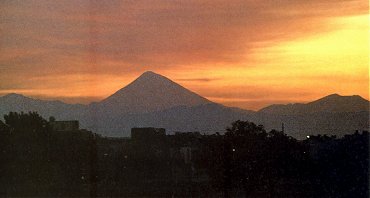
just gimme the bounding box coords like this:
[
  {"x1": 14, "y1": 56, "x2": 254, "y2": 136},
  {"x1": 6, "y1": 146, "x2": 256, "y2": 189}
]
[{"x1": 281, "y1": 123, "x2": 285, "y2": 133}]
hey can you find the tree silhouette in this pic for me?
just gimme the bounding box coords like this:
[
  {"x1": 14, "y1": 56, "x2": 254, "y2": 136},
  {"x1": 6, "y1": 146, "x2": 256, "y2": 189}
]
[{"x1": 223, "y1": 120, "x2": 268, "y2": 196}]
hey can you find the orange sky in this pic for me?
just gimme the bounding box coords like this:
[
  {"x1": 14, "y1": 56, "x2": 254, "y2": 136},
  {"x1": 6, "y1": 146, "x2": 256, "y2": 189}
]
[{"x1": 0, "y1": 0, "x2": 368, "y2": 110}]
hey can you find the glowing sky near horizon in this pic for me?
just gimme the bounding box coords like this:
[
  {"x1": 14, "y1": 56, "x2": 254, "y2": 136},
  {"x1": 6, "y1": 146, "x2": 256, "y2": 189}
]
[{"x1": 0, "y1": 0, "x2": 368, "y2": 110}]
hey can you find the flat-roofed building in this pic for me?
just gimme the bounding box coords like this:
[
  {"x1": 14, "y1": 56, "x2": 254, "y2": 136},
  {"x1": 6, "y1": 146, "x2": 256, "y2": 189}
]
[
  {"x1": 131, "y1": 127, "x2": 165, "y2": 141},
  {"x1": 51, "y1": 120, "x2": 79, "y2": 131}
]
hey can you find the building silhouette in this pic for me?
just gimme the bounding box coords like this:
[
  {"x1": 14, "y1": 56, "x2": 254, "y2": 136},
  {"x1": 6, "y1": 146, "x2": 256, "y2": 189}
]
[{"x1": 50, "y1": 120, "x2": 79, "y2": 131}]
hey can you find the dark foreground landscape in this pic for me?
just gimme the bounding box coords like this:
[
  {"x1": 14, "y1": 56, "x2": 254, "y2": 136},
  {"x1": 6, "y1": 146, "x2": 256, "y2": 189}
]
[{"x1": 0, "y1": 111, "x2": 368, "y2": 197}]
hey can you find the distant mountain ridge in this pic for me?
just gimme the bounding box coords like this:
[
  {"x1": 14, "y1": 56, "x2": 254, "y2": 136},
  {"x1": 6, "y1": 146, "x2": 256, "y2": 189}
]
[
  {"x1": 0, "y1": 93, "x2": 85, "y2": 119},
  {"x1": 0, "y1": 71, "x2": 368, "y2": 138},
  {"x1": 259, "y1": 94, "x2": 369, "y2": 115}
]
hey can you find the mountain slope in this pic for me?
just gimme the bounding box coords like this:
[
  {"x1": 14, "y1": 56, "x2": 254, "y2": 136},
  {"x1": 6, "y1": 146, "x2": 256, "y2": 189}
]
[{"x1": 84, "y1": 103, "x2": 254, "y2": 136}]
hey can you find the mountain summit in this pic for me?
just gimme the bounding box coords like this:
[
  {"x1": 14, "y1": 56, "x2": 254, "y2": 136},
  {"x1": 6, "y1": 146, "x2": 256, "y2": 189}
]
[{"x1": 96, "y1": 71, "x2": 212, "y2": 113}]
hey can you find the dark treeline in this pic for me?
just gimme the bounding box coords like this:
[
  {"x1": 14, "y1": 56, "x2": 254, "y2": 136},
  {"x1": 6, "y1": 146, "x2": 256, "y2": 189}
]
[
  {"x1": 0, "y1": 112, "x2": 97, "y2": 197},
  {"x1": 0, "y1": 112, "x2": 368, "y2": 197}
]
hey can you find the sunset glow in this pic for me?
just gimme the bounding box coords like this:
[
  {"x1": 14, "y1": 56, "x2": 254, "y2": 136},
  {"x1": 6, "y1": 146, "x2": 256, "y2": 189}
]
[{"x1": 0, "y1": 0, "x2": 368, "y2": 110}]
